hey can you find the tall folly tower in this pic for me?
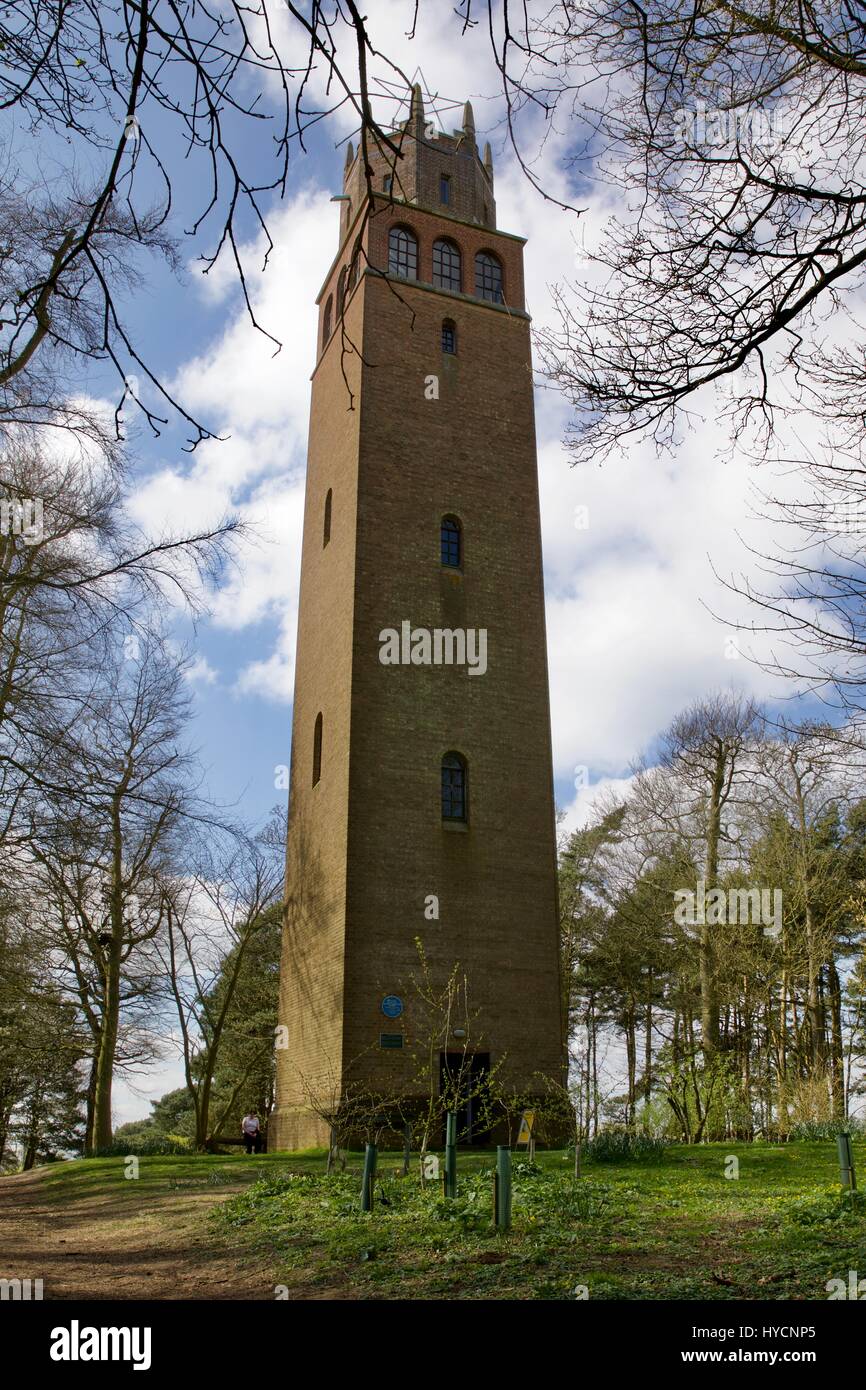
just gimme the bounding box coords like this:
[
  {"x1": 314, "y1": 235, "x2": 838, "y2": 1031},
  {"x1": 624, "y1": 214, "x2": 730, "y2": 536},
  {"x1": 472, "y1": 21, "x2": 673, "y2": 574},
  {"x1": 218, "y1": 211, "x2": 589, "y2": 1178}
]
[{"x1": 271, "y1": 88, "x2": 565, "y2": 1150}]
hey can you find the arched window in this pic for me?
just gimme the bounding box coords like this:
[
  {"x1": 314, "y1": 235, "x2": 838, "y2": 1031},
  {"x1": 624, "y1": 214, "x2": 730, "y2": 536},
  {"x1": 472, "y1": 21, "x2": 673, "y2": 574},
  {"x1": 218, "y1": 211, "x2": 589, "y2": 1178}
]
[
  {"x1": 323, "y1": 489, "x2": 332, "y2": 547},
  {"x1": 336, "y1": 267, "x2": 347, "y2": 316},
  {"x1": 348, "y1": 237, "x2": 362, "y2": 290},
  {"x1": 432, "y1": 239, "x2": 461, "y2": 293},
  {"x1": 475, "y1": 251, "x2": 503, "y2": 303},
  {"x1": 441, "y1": 318, "x2": 457, "y2": 354},
  {"x1": 322, "y1": 295, "x2": 333, "y2": 346},
  {"x1": 312, "y1": 713, "x2": 323, "y2": 787},
  {"x1": 388, "y1": 225, "x2": 418, "y2": 280},
  {"x1": 441, "y1": 752, "x2": 467, "y2": 822},
  {"x1": 441, "y1": 515, "x2": 461, "y2": 568}
]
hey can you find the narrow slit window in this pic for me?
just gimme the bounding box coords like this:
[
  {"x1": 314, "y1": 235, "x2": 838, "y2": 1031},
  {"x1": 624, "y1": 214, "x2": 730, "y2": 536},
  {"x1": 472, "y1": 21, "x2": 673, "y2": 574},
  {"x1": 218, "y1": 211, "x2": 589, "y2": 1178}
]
[
  {"x1": 323, "y1": 489, "x2": 332, "y2": 547},
  {"x1": 441, "y1": 516, "x2": 461, "y2": 568},
  {"x1": 322, "y1": 295, "x2": 333, "y2": 346},
  {"x1": 440, "y1": 173, "x2": 451, "y2": 205},
  {"x1": 441, "y1": 752, "x2": 467, "y2": 822},
  {"x1": 312, "y1": 713, "x2": 323, "y2": 787},
  {"x1": 348, "y1": 238, "x2": 362, "y2": 289},
  {"x1": 441, "y1": 319, "x2": 457, "y2": 354}
]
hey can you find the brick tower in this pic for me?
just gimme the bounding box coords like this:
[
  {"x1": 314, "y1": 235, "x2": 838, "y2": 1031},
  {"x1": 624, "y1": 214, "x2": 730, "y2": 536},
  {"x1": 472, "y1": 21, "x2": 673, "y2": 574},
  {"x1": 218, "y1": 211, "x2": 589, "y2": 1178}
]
[{"x1": 271, "y1": 88, "x2": 565, "y2": 1151}]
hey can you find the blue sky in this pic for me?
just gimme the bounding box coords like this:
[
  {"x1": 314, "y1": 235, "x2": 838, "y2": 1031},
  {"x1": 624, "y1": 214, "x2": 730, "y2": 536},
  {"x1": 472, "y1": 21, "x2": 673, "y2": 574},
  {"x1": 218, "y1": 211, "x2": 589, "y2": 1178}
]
[{"x1": 71, "y1": 2, "x2": 826, "y2": 1122}]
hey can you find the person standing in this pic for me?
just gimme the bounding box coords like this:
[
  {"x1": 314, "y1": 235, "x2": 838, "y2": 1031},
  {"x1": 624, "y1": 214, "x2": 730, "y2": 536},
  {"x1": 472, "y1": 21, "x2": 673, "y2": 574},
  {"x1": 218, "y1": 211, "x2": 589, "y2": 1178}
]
[{"x1": 241, "y1": 1110, "x2": 262, "y2": 1154}]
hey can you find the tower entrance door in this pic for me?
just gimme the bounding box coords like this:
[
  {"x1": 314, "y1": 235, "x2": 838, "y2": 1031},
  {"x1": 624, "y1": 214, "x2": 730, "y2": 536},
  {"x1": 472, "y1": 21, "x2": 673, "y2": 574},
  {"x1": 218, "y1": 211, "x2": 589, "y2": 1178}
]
[{"x1": 439, "y1": 1051, "x2": 491, "y2": 1146}]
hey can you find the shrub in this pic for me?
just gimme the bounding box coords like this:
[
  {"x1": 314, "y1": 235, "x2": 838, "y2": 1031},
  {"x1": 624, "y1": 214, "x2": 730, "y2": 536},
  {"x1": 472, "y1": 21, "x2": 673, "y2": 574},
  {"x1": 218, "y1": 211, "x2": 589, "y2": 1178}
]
[
  {"x1": 584, "y1": 1128, "x2": 669, "y2": 1163},
  {"x1": 90, "y1": 1136, "x2": 190, "y2": 1157},
  {"x1": 788, "y1": 1119, "x2": 865, "y2": 1142}
]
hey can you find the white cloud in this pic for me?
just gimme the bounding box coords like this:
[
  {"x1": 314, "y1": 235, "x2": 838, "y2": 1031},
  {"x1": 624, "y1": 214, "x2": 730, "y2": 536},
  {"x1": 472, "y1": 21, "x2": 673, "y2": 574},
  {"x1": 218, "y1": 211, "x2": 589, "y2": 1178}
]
[
  {"x1": 558, "y1": 774, "x2": 638, "y2": 836},
  {"x1": 127, "y1": 5, "x2": 822, "y2": 765},
  {"x1": 185, "y1": 655, "x2": 218, "y2": 686}
]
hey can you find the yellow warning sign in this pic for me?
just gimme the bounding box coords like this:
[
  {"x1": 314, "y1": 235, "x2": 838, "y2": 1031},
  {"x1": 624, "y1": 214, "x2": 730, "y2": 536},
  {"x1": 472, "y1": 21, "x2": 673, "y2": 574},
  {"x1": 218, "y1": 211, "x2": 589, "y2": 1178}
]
[{"x1": 516, "y1": 1110, "x2": 536, "y2": 1147}]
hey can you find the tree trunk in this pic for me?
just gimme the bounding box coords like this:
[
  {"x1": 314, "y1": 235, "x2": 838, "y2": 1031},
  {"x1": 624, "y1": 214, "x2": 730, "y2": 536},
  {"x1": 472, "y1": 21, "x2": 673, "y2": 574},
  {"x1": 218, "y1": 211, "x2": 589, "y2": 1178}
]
[
  {"x1": 827, "y1": 958, "x2": 845, "y2": 1119},
  {"x1": 643, "y1": 975, "x2": 653, "y2": 1128},
  {"x1": 700, "y1": 747, "x2": 725, "y2": 1056},
  {"x1": 625, "y1": 1001, "x2": 636, "y2": 1126},
  {"x1": 93, "y1": 792, "x2": 126, "y2": 1151},
  {"x1": 84, "y1": 1045, "x2": 100, "y2": 1155}
]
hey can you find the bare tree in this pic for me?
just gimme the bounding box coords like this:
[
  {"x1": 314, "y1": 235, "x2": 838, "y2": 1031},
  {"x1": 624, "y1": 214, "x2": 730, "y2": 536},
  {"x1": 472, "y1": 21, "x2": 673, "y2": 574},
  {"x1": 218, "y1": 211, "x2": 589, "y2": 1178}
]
[
  {"x1": 158, "y1": 817, "x2": 284, "y2": 1150},
  {"x1": 29, "y1": 632, "x2": 206, "y2": 1150},
  {"x1": 632, "y1": 692, "x2": 763, "y2": 1055},
  {"x1": 0, "y1": 3, "x2": 444, "y2": 439},
  {"x1": 532, "y1": 2, "x2": 866, "y2": 461},
  {"x1": 0, "y1": 435, "x2": 240, "y2": 852}
]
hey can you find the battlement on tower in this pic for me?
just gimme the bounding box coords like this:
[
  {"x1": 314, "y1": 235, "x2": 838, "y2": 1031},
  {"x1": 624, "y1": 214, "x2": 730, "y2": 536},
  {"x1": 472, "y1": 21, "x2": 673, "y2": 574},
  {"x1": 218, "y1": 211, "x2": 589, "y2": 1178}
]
[{"x1": 339, "y1": 85, "x2": 496, "y2": 246}]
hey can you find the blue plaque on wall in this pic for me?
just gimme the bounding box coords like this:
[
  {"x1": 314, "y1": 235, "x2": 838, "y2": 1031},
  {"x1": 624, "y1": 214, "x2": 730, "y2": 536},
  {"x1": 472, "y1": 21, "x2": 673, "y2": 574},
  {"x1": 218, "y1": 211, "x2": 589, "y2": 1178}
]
[{"x1": 381, "y1": 994, "x2": 403, "y2": 1019}]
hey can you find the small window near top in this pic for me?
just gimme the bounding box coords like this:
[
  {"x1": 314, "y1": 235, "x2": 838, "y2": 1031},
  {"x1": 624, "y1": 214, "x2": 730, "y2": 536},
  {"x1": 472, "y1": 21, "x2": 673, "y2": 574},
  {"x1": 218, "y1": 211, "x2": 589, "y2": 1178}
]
[
  {"x1": 312, "y1": 713, "x2": 323, "y2": 787},
  {"x1": 441, "y1": 752, "x2": 467, "y2": 822},
  {"x1": 383, "y1": 175, "x2": 393, "y2": 194},
  {"x1": 441, "y1": 516, "x2": 461, "y2": 568},
  {"x1": 441, "y1": 319, "x2": 456, "y2": 354},
  {"x1": 323, "y1": 489, "x2": 332, "y2": 547},
  {"x1": 440, "y1": 173, "x2": 451, "y2": 205}
]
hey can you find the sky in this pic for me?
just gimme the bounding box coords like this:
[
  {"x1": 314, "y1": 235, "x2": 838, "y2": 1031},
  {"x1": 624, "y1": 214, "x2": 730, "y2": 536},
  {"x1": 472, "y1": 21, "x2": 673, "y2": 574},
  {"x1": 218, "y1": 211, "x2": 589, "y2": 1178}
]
[{"x1": 97, "y1": 2, "x2": 816, "y2": 1124}]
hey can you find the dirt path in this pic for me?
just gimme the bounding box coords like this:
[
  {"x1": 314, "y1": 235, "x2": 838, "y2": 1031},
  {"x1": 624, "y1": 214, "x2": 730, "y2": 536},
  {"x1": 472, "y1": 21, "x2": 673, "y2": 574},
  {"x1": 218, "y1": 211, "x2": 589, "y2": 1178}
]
[{"x1": 0, "y1": 1168, "x2": 279, "y2": 1300}]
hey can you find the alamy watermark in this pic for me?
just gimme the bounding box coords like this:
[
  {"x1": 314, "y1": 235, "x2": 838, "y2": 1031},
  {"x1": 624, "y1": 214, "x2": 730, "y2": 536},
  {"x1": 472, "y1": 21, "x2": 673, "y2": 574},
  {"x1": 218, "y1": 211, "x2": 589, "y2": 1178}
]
[
  {"x1": 0, "y1": 497, "x2": 43, "y2": 545},
  {"x1": 826, "y1": 1270, "x2": 866, "y2": 1299},
  {"x1": 1, "y1": 1277, "x2": 43, "y2": 1300},
  {"x1": 672, "y1": 102, "x2": 791, "y2": 153},
  {"x1": 674, "y1": 878, "x2": 782, "y2": 937},
  {"x1": 378, "y1": 622, "x2": 487, "y2": 676},
  {"x1": 49, "y1": 1321, "x2": 151, "y2": 1369}
]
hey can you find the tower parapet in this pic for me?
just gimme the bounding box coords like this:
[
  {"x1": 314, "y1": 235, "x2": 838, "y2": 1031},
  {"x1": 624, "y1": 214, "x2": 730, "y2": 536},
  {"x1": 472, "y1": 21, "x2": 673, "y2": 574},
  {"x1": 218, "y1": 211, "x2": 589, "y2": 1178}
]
[{"x1": 339, "y1": 84, "x2": 496, "y2": 246}]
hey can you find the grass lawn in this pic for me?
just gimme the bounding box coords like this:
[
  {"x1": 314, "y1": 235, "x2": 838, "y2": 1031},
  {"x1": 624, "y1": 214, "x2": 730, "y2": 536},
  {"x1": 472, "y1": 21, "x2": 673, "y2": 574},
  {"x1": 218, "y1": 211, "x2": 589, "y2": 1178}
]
[
  {"x1": 10, "y1": 1140, "x2": 864, "y2": 1300},
  {"x1": 210, "y1": 1140, "x2": 866, "y2": 1300}
]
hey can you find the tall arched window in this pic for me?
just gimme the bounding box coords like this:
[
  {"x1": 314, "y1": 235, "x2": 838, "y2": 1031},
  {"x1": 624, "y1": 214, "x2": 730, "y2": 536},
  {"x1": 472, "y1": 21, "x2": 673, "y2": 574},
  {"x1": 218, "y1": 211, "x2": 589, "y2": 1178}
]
[
  {"x1": 432, "y1": 238, "x2": 461, "y2": 292},
  {"x1": 441, "y1": 752, "x2": 467, "y2": 822},
  {"x1": 475, "y1": 251, "x2": 503, "y2": 303},
  {"x1": 312, "y1": 713, "x2": 323, "y2": 787},
  {"x1": 323, "y1": 489, "x2": 332, "y2": 547},
  {"x1": 322, "y1": 295, "x2": 333, "y2": 346},
  {"x1": 441, "y1": 516, "x2": 461, "y2": 568},
  {"x1": 441, "y1": 318, "x2": 457, "y2": 354},
  {"x1": 388, "y1": 225, "x2": 418, "y2": 279},
  {"x1": 348, "y1": 237, "x2": 362, "y2": 290}
]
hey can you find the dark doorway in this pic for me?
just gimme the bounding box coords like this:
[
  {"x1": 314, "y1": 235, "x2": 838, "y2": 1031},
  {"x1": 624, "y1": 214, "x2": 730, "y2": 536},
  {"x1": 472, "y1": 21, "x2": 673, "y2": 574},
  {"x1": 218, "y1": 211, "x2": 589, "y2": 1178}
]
[{"x1": 440, "y1": 1051, "x2": 491, "y2": 1145}]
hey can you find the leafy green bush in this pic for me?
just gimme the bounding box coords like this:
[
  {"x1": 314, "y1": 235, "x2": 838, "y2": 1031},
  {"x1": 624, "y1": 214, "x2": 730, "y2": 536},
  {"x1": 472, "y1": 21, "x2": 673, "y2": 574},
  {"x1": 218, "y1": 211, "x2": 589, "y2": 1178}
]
[
  {"x1": 787, "y1": 1188, "x2": 866, "y2": 1224},
  {"x1": 788, "y1": 1119, "x2": 865, "y2": 1142},
  {"x1": 90, "y1": 1136, "x2": 190, "y2": 1157},
  {"x1": 584, "y1": 1128, "x2": 669, "y2": 1163},
  {"x1": 542, "y1": 1179, "x2": 611, "y2": 1221}
]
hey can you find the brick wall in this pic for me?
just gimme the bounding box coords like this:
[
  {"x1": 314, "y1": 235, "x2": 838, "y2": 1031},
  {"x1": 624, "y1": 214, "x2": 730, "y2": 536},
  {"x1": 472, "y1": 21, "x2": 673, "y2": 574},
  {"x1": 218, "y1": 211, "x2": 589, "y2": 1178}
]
[{"x1": 272, "y1": 150, "x2": 565, "y2": 1152}]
